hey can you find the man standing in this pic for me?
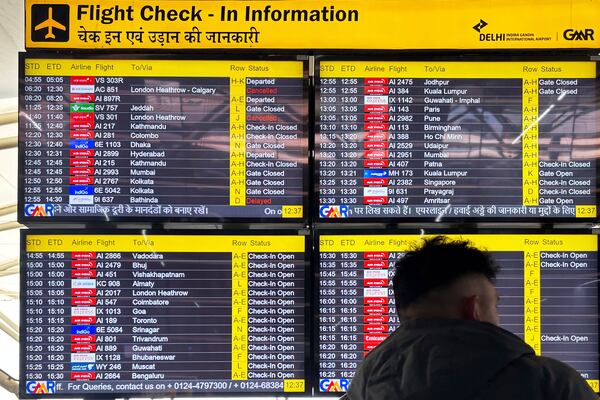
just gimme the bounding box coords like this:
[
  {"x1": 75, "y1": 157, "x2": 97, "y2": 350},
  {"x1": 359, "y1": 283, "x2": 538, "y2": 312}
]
[{"x1": 347, "y1": 236, "x2": 597, "y2": 400}]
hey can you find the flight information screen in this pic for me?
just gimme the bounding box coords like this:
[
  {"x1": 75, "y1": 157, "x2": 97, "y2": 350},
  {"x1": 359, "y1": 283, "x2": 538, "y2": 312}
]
[
  {"x1": 21, "y1": 232, "x2": 307, "y2": 397},
  {"x1": 19, "y1": 56, "x2": 307, "y2": 222},
  {"x1": 316, "y1": 233, "x2": 599, "y2": 393},
  {"x1": 316, "y1": 61, "x2": 598, "y2": 220}
]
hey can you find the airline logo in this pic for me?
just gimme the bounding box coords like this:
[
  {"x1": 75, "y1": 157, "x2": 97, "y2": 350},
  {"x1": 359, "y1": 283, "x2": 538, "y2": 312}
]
[
  {"x1": 71, "y1": 122, "x2": 93, "y2": 129},
  {"x1": 364, "y1": 78, "x2": 388, "y2": 85},
  {"x1": 71, "y1": 353, "x2": 96, "y2": 363},
  {"x1": 71, "y1": 334, "x2": 96, "y2": 343},
  {"x1": 70, "y1": 85, "x2": 95, "y2": 94},
  {"x1": 72, "y1": 288, "x2": 96, "y2": 296},
  {"x1": 365, "y1": 123, "x2": 389, "y2": 131},
  {"x1": 319, "y1": 379, "x2": 350, "y2": 392},
  {"x1": 365, "y1": 305, "x2": 389, "y2": 314},
  {"x1": 71, "y1": 76, "x2": 94, "y2": 85},
  {"x1": 364, "y1": 86, "x2": 389, "y2": 95},
  {"x1": 364, "y1": 95, "x2": 388, "y2": 105},
  {"x1": 69, "y1": 140, "x2": 94, "y2": 149},
  {"x1": 24, "y1": 204, "x2": 55, "y2": 217},
  {"x1": 364, "y1": 315, "x2": 389, "y2": 323},
  {"x1": 364, "y1": 252, "x2": 388, "y2": 259},
  {"x1": 25, "y1": 381, "x2": 56, "y2": 394},
  {"x1": 364, "y1": 269, "x2": 388, "y2": 280},
  {"x1": 69, "y1": 186, "x2": 93, "y2": 196},
  {"x1": 72, "y1": 316, "x2": 97, "y2": 324},
  {"x1": 364, "y1": 104, "x2": 388, "y2": 113},
  {"x1": 71, "y1": 344, "x2": 96, "y2": 352},
  {"x1": 364, "y1": 260, "x2": 388, "y2": 269},
  {"x1": 364, "y1": 178, "x2": 388, "y2": 186},
  {"x1": 319, "y1": 205, "x2": 349, "y2": 218},
  {"x1": 71, "y1": 363, "x2": 96, "y2": 372},
  {"x1": 70, "y1": 372, "x2": 96, "y2": 380},
  {"x1": 364, "y1": 113, "x2": 389, "y2": 122},
  {"x1": 72, "y1": 270, "x2": 96, "y2": 278},
  {"x1": 70, "y1": 176, "x2": 94, "y2": 185},
  {"x1": 364, "y1": 159, "x2": 388, "y2": 168},
  {"x1": 364, "y1": 141, "x2": 388, "y2": 150},
  {"x1": 364, "y1": 287, "x2": 388, "y2": 297},
  {"x1": 69, "y1": 195, "x2": 94, "y2": 205},
  {"x1": 71, "y1": 325, "x2": 96, "y2": 335},
  {"x1": 70, "y1": 94, "x2": 94, "y2": 102},
  {"x1": 72, "y1": 252, "x2": 96, "y2": 259},
  {"x1": 71, "y1": 297, "x2": 96, "y2": 306},
  {"x1": 72, "y1": 260, "x2": 96, "y2": 269},
  {"x1": 70, "y1": 130, "x2": 94, "y2": 138},
  {"x1": 71, "y1": 307, "x2": 96, "y2": 316},
  {"x1": 364, "y1": 170, "x2": 388, "y2": 178},
  {"x1": 70, "y1": 103, "x2": 94, "y2": 112},
  {"x1": 70, "y1": 113, "x2": 94, "y2": 123},
  {"x1": 365, "y1": 324, "x2": 388, "y2": 333},
  {"x1": 364, "y1": 150, "x2": 388, "y2": 159},
  {"x1": 364, "y1": 187, "x2": 388, "y2": 197},
  {"x1": 70, "y1": 158, "x2": 94, "y2": 167},
  {"x1": 70, "y1": 149, "x2": 94, "y2": 157},
  {"x1": 364, "y1": 132, "x2": 388, "y2": 141},
  {"x1": 69, "y1": 167, "x2": 94, "y2": 175}
]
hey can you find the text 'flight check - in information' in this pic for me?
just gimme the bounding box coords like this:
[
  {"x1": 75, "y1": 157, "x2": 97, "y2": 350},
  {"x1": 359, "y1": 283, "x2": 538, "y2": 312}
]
[
  {"x1": 316, "y1": 61, "x2": 597, "y2": 220},
  {"x1": 22, "y1": 233, "x2": 306, "y2": 396},
  {"x1": 317, "y1": 234, "x2": 598, "y2": 393},
  {"x1": 20, "y1": 58, "x2": 307, "y2": 221}
]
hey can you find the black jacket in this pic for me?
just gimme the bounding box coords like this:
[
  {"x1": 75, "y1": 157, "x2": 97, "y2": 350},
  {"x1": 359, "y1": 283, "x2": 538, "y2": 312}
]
[{"x1": 347, "y1": 318, "x2": 597, "y2": 400}]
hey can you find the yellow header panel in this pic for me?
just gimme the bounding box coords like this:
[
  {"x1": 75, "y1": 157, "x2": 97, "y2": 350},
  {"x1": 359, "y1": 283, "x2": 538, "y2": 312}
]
[
  {"x1": 319, "y1": 234, "x2": 598, "y2": 252},
  {"x1": 26, "y1": 235, "x2": 305, "y2": 253},
  {"x1": 24, "y1": 59, "x2": 303, "y2": 78},
  {"x1": 320, "y1": 62, "x2": 596, "y2": 79},
  {"x1": 25, "y1": 0, "x2": 600, "y2": 50}
]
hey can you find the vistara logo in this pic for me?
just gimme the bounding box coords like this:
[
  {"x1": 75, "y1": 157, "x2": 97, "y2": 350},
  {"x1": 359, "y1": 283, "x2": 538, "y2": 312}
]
[{"x1": 473, "y1": 19, "x2": 488, "y2": 33}]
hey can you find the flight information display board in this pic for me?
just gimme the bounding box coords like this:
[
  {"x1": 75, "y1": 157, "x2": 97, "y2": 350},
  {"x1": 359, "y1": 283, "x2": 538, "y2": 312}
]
[
  {"x1": 21, "y1": 232, "x2": 307, "y2": 397},
  {"x1": 19, "y1": 56, "x2": 307, "y2": 222},
  {"x1": 316, "y1": 233, "x2": 599, "y2": 393},
  {"x1": 316, "y1": 61, "x2": 598, "y2": 221}
]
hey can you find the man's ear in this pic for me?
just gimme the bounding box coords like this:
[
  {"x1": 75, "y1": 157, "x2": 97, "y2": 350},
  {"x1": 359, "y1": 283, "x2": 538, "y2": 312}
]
[{"x1": 462, "y1": 294, "x2": 480, "y2": 321}]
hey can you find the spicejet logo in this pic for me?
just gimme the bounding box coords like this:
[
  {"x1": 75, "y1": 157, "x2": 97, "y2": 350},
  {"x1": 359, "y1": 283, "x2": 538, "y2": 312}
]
[
  {"x1": 26, "y1": 381, "x2": 56, "y2": 394},
  {"x1": 319, "y1": 379, "x2": 350, "y2": 392},
  {"x1": 319, "y1": 205, "x2": 349, "y2": 218},
  {"x1": 563, "y1": 29, "x2": 594, "y2": 41}
]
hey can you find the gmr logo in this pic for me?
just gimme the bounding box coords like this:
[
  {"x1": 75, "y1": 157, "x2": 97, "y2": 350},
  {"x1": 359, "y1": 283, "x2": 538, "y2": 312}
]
[
  {"x1": 320, "y1": 378, "x2": 350, "y2": 392},
  {"x1": 24, "y1": 204, "x2": 55, "y2": 217},
  {"x1": 563, "y1": 29, "x2": 594, "y2": 40},
  {"x1": 26, "y1": 381, "x2": 56, "y2": 394},
  {"x1": 319, "y1": 205, "x2": 349, "y2": 218}
]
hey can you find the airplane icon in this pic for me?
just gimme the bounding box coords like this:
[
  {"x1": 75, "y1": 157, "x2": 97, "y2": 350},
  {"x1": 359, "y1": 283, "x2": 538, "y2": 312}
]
[{"x1": 34, "y1": 7, "x2": 66, "y2": 39}]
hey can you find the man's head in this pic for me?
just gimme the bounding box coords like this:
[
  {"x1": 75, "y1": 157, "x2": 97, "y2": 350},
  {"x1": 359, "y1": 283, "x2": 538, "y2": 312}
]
[{"x1": 392, "y1": 236, "x2": 500, "y2": 325}]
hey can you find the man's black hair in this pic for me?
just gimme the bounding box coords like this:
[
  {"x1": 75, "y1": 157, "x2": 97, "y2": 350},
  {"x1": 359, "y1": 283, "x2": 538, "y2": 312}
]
[{"x1": 392, "y1": 235, "x2": 499, "y2": 311}]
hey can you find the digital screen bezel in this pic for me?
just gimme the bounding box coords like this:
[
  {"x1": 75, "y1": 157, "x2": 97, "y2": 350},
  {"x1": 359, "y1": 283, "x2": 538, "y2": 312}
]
[
  {"x1": 17, "y1": 53, "x2": 310, "y2": 225},
  {"x1": 313, "y1": 55, "x2": 600, "y2": 223},
  {"x1": 19, "y1": 229, "x2": 312, "y2": 398},
  {"x1": 311, "y1": 228, "x2": 600, "y2": 395}
]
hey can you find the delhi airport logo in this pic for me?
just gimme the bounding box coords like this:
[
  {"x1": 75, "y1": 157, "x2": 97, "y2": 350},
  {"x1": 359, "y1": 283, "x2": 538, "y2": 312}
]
[
  {"x1": 472, "y1": 19, "x2": 488, "y2": 33},
  {"x1": 31, "y1": 4, "x2": 69, "y2": 42}
]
